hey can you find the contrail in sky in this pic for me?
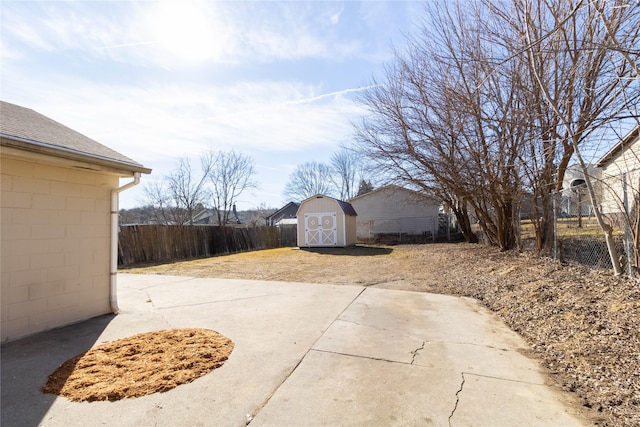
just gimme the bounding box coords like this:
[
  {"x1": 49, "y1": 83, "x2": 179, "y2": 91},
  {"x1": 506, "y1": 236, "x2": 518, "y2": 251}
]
[
  {"x1": 286, "y1": 85, "x2": 380, "y2": 105},
  {"x1": 101, "y1": 41, "x2": 156, "y2": 49},
  {"x1": 198, "y1": 85, "x2": 379, "y2": 123}
]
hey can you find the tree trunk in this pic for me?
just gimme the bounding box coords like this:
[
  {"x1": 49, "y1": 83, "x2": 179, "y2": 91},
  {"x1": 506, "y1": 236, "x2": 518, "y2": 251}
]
[
  {"x1": 496, "y1": 201, "x2": 517, "y2": 251},
  {"x1": 633, "y1": 188, "x2": 640, "y2": 273},
  {"x1": 452, "y1": 201, "x2": 478, "y2": 244},
  {"x1": 538, "y1": 196, "x2": 555, "y2": 256}
]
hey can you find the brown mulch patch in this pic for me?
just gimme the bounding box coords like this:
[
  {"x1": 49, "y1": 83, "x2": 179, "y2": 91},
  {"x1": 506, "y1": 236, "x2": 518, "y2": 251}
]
[
  {"x1": 41, "y1": 328, "x2": 233, "y2": 402},
  {"x1": 124, "y1": 244, "x2": 640, "y2": 426}
]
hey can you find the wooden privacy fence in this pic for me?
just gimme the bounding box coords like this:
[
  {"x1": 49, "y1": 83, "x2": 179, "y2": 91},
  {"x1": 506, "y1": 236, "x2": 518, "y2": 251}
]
[{"x1": 118, "y1": 224, "x2": 297, "y2": 267}]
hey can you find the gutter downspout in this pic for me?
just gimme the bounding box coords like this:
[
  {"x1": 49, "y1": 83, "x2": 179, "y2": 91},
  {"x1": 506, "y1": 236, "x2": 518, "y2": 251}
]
[{"x1": 110, "y1": 172, "x2": 141, "y2": 313}]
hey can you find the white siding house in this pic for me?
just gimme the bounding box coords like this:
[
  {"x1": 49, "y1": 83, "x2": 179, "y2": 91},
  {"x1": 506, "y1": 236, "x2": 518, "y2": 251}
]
[
  {"x1": 348, "y1": 185, "x2": 439, "y2": 240},
  {"x1": 596, "y1": 126, "x2": 640, "y2": 216}
]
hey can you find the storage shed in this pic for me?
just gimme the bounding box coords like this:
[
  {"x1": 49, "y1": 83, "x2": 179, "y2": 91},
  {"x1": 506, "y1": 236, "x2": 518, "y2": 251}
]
[{"x1": 297, "y1": 195, "x2": 357, "y2": 247}]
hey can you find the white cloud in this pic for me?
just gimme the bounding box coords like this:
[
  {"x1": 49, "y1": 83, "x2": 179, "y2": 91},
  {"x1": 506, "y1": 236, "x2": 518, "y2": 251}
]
[
  {"x1": 2, "y1": 63, "x2": 367, "y2": 160},
  {"x1": 2, "y1": 1, "x2": 399, "y2": 68},
  {"x1": 0, "y1": 0, "x2": 413, "y2": 209}
]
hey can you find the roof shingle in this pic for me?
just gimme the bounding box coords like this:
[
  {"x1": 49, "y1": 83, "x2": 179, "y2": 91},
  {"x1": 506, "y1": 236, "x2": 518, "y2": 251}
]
[{"x1": 0, "y1": 101, "x2": 149, "y2": 173}]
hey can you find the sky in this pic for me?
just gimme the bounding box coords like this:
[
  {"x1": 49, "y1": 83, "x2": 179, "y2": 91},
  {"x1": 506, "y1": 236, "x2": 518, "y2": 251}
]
[{"x1": 1, "y1": 0, "x2": 423, "y2": 210}]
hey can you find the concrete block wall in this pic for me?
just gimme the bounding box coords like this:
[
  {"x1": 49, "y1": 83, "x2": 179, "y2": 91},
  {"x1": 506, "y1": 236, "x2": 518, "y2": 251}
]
[{"x1": 1, "y1": 156, "x2": 117, "y2": 341}]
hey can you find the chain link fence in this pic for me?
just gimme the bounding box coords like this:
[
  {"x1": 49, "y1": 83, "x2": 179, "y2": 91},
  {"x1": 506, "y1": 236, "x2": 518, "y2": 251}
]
[
  {"x1": 522, "y1": 169, "x2": 638, "y2": 277},
  {"x1": 356, "y1": 213, "x2": 462, "y2": 244}
]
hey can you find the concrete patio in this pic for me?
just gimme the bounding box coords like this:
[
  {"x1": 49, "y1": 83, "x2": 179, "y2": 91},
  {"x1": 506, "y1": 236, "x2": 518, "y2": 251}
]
[{"x1": 1, "y1": 274, "x2": 589, "y2": 426}]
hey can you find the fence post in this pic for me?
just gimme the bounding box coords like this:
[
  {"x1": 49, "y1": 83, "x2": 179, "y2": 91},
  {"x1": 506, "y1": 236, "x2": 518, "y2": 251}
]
[
  {"x1": 623, "y1": 173, "x2": 633, "y2": 276},
  {"x1": 516, "y1": 203, "x2": 522, "y2": 251},
  {"x1": 553, "y1": 191, "x2": 558, "y2": 261},
  {"x1": 432, "y1": 217, "x2": 436, "y2": 242}
]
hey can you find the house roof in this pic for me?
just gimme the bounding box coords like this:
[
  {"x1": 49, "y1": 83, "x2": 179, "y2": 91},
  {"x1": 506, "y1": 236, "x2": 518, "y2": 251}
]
[
  {"x1": 192, "y1": 208, "x2": 245, "y2": 225},
  {"x1": 596, "y1": 125, "x2": 640, "y2": 168},
  {"x1": 349, "y1": 184, "x2": 436, "y2": 204},
  {"x1": 266, "y1": 201, "x2": 299, "y2": 220},
  {"x1": 298, "y1": 194, "x2": 357, "y2": 216},
  {"x1": 276, "y1": 218, "x2": 297, "y2": 226},
  {"x1": 0, "y1": 101, "x2": 151, "y2": 174}
]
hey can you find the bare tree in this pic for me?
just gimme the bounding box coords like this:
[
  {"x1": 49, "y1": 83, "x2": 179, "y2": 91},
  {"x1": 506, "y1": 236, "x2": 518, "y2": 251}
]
[
  {"x1": 142, "y1": 180, "x2": 172, "y2": 224},
  {"x1": 492, "y1": 0, "x2": 639, "y2": 271},
  {"x1": 283, "y1": 161, "x2": 335, "y2": 202},
  {"x1": 354, "y1": 0, "x2": 638, "y2": 256},
  {"x1": 167, "y1": 157, "x2": 211, "y2": 225},
  {"x1": 330, "y1": 148, "x2": 368, "y2": 200},
  {"x1": 118, "y1": 205, "x2": 159, "y2": 225},
  {"x1": 202, "y1": 149, "x2": 257, "y2": 226},
  {"x1": 142, "y1": 157, "x2": 209, "y2": 225},
  {"x1": 634, "y1": 181, "x2": 640, "y2": 276},
  {"x1": 243, "y1": 203, "x2": 276, "y2": 227},
  {"x1": 355, "y1": 1, "x2": 529, "y2": 249}
]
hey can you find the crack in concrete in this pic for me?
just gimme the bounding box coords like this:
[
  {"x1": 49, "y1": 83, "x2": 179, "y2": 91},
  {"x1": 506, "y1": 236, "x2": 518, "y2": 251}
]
[
  {"x1": 448, "y1": 372, "x2": 466, "y2": 426},
  {"x1": 247, "y1": 287, "x2": 368, "y2": 425},
  {"x1": 337, "y1": 318, "x2": 389, "y2": 332},
  {"x1": 311, "y1": 348, "x2": 409, "y2": 365},
  {"x1": 154, "y1": 293, "x2": 285, "y2": 309},
  {"x1": 435, "y1": 340, "x2": 509, "y2": 351},
  {"x1": 142, "y1": 291, "x2": 174, "y2": 328},
  {"x1": 410, "y1": 341, "x2": 426, "y2": 364},
  {"x1": 463, "y1": 371, "x2": 545, "y2": 386},
  {"x1": 245, "y1": 354, "x2": 308, "y2": 425},
  {"x1": 134, "y1": 277, "x2": 199, "y2": 290}
]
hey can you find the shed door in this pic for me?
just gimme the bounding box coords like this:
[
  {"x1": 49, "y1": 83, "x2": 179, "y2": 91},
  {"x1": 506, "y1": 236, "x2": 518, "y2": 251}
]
[{"x1": 304, "y1": 212, "x2": 337, "y2": 246}]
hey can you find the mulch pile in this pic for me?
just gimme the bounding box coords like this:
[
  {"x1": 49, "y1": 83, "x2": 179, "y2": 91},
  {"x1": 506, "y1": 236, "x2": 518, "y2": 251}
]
[{"x1": 41, "y1": 328, "x2": 234, "y2": 402}]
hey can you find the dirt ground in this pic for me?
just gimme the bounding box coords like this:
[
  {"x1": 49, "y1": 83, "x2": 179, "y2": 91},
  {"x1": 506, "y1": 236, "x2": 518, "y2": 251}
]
[
  {"x1": 124, "y1": 243, "x2": 640, "y2": 427},
  {"x1": 42, "y1": 329, "x2": 233, "y2": 401}
]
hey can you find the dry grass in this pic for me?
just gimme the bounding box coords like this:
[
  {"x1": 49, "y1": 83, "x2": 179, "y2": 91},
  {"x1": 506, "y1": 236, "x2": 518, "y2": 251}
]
[
  {"x1": 124, "y1": 243, "x2": 640, "y2": 426},
  {"x1": 123, "y1": 246, "x2": 440, "y2": 291},
  {"x1": 519, "y1": 217, "x2": 624, "y2": 239}
]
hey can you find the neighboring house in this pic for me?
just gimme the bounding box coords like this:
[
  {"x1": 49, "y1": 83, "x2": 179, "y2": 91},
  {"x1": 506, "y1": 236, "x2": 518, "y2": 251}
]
[
  {"x1": 266, "y1": 202, "x2": 299, "y2": 226},
  {"x1": 192, "y1": 208, "x2": 216, "y2": 224},
  {"x1": 192, "y1": 206, "x2": 272, "y2": 226},
  {"x1": 1, "y1": 101, "x2": 151, "y2": 341},
  {"x1": 560, "y1": 164, "x2": 602, "y2": 217},
  {"x1": 193, "y1": 206, "x2": 242, "y2": 225},
  {"x1": 296, "y1": 195, "x2": 357, "y2": 247},
  {"x1": 596, "y1": 125, "x2": 640, "y2": 216},
  {"x1": 348, "y1": 185, "x2": 439, "y2": 240}
]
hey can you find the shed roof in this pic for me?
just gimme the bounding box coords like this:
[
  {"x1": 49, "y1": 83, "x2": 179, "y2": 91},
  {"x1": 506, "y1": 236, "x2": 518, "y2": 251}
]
[
  {"x1": 0, "y1": 101, "x2": 151, "y2": 174},
  {"x1": 596, "y1": 125, "x2": 640, "y2": 168},
  {"x1": 298, "y1": 194, "x2": 357, "y2": 216},
  {"x1": 337, "y1": 199, "x2": 358, "y2": 216}
]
